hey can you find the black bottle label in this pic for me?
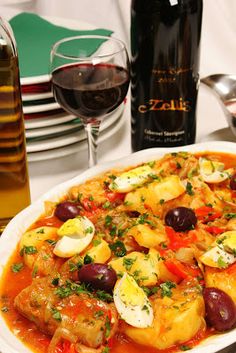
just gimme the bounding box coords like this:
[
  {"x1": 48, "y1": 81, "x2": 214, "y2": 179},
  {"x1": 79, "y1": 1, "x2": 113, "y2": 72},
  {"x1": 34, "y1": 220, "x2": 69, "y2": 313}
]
[
  {"x1": 132, "y1": 66, "x2": 198, "y2": 148},
  {"x1": 131, "y1": 0, "x2": 202, "y2": 151}
]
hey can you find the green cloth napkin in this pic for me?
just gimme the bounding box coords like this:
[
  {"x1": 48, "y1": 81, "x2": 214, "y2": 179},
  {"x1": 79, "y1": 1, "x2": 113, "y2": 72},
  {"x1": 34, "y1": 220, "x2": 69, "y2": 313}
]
[{"x1": 9, "y1": 12, "x2": 113, "y2": 78}]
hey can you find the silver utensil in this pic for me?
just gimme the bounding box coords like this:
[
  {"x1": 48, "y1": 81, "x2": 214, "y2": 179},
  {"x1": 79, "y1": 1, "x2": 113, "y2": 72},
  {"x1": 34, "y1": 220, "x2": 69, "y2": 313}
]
[{"x1": 201, "y1": 74, "x2": 236, "y2": 137}]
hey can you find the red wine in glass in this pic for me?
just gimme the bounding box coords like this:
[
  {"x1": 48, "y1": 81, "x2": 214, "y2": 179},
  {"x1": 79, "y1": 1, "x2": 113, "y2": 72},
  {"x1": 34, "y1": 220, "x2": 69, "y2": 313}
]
[
  {"x1": 50, "y1": 34, "x2": 130, "y2": 167},
  {"x1": 52, "y1": 63, "x2": 129, "y2": 121}
]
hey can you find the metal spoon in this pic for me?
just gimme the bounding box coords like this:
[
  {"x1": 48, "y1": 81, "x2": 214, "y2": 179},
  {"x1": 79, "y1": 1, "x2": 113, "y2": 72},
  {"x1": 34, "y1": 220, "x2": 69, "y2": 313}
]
[{"x1": 201, "y1": 74, "x2": 236, "y2": 137}]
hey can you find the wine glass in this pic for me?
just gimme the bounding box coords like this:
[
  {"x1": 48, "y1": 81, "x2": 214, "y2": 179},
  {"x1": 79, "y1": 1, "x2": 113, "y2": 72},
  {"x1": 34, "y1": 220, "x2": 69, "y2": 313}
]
[{"x1": 50, "y1": 35, "x2": 130, "y2": 167}]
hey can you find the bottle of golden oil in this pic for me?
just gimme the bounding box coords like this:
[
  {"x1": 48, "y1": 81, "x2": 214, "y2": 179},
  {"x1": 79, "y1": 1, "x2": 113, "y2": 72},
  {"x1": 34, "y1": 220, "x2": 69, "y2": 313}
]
[
  {"x1": 131, "y1": 0, "x2": 203, "y2": 150},
  {"x1": 0, "y1": 17, "x2": 30, "y2": 233}
]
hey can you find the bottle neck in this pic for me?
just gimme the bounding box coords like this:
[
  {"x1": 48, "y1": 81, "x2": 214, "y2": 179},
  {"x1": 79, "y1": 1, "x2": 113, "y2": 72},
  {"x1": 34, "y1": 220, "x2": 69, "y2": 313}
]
[{"x1": 0, "y1": 17, "x2": 17, "y2": 59}]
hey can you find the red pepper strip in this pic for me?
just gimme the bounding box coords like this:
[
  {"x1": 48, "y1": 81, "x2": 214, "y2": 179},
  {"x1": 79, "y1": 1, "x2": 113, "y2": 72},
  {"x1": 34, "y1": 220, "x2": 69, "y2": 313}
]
[
  {"x1": 231, "y1": 190, "x2": 236, "y2": 199},
  {"x1": 164, "y1": 259, "x2": 189, "y2": 282},
  {"x1": 165, "y1": 226, "x2": 197, "y2": 251},
  {"x1": 107, "y1": 337, "x2": 115, "y2": 349},
  {"x1": 205, "y1": 226, "x2": 225, "y2": 235},
  {"x1": 226, "y1": 262, "x2": 236, "y2": 275},
  {"x1": 106, "y1": 191, "x2": 125, "y2": 203},
  {"x1": 81, "y1": 197, "x2": 98, "y2": 212},
  {"x1": 55, "y1": 341, "x2": 76, "y2": 353},
  {"x1": 164, "y1": 259, "x2": 203, "y2": 283},
  {"x1": 195, "y1": 206, "x2": 222, "y2": 222}
]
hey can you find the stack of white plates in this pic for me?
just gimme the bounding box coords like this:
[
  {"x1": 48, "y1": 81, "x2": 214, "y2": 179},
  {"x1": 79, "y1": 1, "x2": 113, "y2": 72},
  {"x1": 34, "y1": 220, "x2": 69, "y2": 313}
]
[
  {"x1": 12, "y1": 14, "x2": 125, "y2": 162},
  {"x1": 24, "y1": 100, "x2": 125, "y2": 162}
]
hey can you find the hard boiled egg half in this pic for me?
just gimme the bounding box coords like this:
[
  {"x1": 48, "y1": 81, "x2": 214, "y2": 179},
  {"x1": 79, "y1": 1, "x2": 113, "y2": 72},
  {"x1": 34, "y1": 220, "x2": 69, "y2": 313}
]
[
  {"x1": 199, "y1": 157, "x2": 232, "y2": 183},
  {"x1": 109, "y1": 165, "x2": 152, "y2": 193},
  {"x1": 113, "y1": 273, "x2": 153, "y2": 328},
  {"x1": 53, "y1": 216, "x2": 95, "y2": 258},
  {"x1": 199, "y1": 231, "x2": 236, "y2": 268}
]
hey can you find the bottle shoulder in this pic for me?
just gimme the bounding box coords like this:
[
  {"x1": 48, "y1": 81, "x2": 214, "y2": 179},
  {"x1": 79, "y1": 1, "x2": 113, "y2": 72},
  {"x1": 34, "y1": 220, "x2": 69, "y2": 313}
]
[{"x1": 131, "y1": 0, "x2": 202, "y2": 14}]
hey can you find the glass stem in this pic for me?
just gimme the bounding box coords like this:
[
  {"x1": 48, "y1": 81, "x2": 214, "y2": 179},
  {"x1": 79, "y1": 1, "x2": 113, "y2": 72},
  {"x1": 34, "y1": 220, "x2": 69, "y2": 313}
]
[{"x1": 84, "y1": 119, "x2": 101, "y2": 168}]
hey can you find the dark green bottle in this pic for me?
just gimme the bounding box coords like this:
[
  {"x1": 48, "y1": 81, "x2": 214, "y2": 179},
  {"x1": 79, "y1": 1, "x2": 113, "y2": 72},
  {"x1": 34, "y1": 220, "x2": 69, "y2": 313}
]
[{"x1": 131, "y1": 0, "x2": 203, "y2": 151}]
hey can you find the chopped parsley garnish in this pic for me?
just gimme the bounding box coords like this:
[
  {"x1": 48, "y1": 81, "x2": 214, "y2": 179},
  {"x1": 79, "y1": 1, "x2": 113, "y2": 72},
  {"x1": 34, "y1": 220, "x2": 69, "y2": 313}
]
[
  {"x1": 160, "y1": 281, "x2": 176, "y2": 298},
  {"x1": 103, "y1": 201, "x2": 111, "y2": 209},
  {"x1": 142, "y1": 286, "x2": 159, "y2": 297},
  {"x1": 123, "y1": 257, "x2": 136, "y2": 271},
  {"x1": 92, "y1": 239, "x2": 102, "y2": 246},
  {"x1": 69, "y1": 260, "x2": 83, "y2": 271},
  {"x1": 224, "y1": 213, "x2": 236, "y2": 219},
  {"x1": 96, "y1": 290, "x2": 113, "y2": 302},
  {"x1": 109, "y1": 240, "x2": 127, "y2": 257},
  {"x1": 20, "y1": 246, "x2": 37, "y2": 256},
  {"x1": 216, "y1": 236, "x2": 227, "y2": 245},
  {"x1": 84, "y1": 254, "x2": 93, "y2": 264},
  {"x1": 51, "y1": 308, "x2": 62, "y2": 321},
  {"x1": 142, "y1": 304, "x2": 150, "y2": 313},
  {"x1": 217, "y1": 256, "x2": 228, "y2": 269},
  {"x1": 11, "y1": 263, "x2": 23, "y2": 273},
  {"x1": 137, "y1": 213, "x2": 148, "y2": 224},
  {"x1": 117, "y1": 228, "x2": 125, "y2": 238},
  {"x1": 55, "y1": 286, "x2": 73, "y2": 298},
  {"x1": 45, "y1": 239, "x2": 57, "y2": 246},
  {"x1": 105, "y1": 316, "x2": 111, "y2": 338},
  {"x1": 180, "y1": 345, "x2": 191, "y2": 351},
  {"x1": 137, "y1": 213, "x2": 155, "y2": 226},
  {"x1": 186, "y1": 181, "x2": 194, "y2": 196},
  {"x1": 32, "y1": 266, "x2": 38, "y2": 278},
  {"x1": 51, "y1": 277, "x2": 60, "y2": 286},
  {"x1": 85, "y1": 226, "x2": 94, "y2": 234},
  {"x1": 147, "y1": 161, "x2": 155, "y2": 168},
  {"x1": 94, "y1": 310, "x2": 104, "y2": 318},
  {"x1": 105, "y1": 215, "x2": 112, "y2": 227},
  {"x1": 148, "y1": 173, "x2": 159, "y2": 180},
  {"x1": 109, "y1": 225, "x2": 117, "y2": 237},
  {"x1": 36, "y1": 228, "x2": 45, "y2": 234}
]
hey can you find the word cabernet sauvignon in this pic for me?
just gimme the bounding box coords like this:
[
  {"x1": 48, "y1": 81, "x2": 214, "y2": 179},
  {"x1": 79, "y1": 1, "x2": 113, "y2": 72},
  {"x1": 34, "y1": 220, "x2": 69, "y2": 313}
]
[{"x1": 131, "y1": 0, "x2": 203, "y2": 150}]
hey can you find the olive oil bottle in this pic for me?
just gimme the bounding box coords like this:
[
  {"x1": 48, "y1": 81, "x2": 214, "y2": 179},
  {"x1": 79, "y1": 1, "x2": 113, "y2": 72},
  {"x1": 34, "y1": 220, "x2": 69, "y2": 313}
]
[
  {"x1": 0, "y1": 17, "x2": 30, "y2": 233},
  {"x1": 131, "y1": 0, "x2": 203, "y2": 150}
]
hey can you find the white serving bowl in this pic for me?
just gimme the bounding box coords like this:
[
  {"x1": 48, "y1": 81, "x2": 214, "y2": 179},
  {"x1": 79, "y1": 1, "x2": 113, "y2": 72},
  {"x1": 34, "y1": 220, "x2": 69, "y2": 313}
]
[{"x1": 1, "y1": 141, "x2": 236, "y2": 353}]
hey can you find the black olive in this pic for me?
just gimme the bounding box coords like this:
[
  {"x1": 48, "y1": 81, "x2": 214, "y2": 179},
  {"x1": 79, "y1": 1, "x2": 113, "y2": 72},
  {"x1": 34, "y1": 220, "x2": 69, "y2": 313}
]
[
  {"x1": 165, "y1": 206, "x2": 197, "y2": 232},
  {"x1": 230, "y1": 172, "x2": 236, "y2": 190},
  {"x1": 78, "y1": 263, "x2": 117, "y2": 292},
  {"x1": 54, "y1": 201, "x2": 80, "y2": 221},
  {"x1": 203, "y1": 287, "x2": 236, "y2": 331}
]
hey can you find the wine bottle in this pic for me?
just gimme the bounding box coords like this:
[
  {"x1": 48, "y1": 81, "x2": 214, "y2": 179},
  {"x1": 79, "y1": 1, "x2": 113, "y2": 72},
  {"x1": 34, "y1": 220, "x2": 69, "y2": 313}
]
[
  {"x1": 131, "y1": 0, "x2": 203, "y2": 151},
  {"x1": 0, "y1": 17, "x2": 31, "y2": 233}
]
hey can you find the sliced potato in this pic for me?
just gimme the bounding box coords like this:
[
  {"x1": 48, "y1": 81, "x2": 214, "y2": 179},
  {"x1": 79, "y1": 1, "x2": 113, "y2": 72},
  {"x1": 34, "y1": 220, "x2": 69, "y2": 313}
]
[
  {"x1": 109, "y1": 249, "x2": 160, "y2": 286},
  {"x1": 20, "y1": 226, "x2": 58, "y2": 250},
  {"x1": 85, "y1": 239, "x2": 111, "y2": 263},
  {"x1": 124, "y1": 282, "x2": 205, "y2": 350},
  {"x1": 127, "y1": 224, "x2": 166, "y2": 249},
  {"x1": 205, "y1": 266, "x2": 236, "y2": 303},
  {"x1": 124, "y1": 175, "x2": 185, "y2": 214},
  {"x1": 20, "y1": 226, "x2": 58, "y2": 268}
]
